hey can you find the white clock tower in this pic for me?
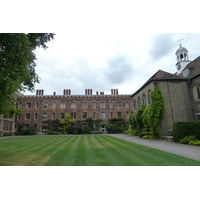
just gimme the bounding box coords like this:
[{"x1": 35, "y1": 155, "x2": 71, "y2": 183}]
[{"x1": 175, "y1": 43, "x2": 191, "y2": 75}]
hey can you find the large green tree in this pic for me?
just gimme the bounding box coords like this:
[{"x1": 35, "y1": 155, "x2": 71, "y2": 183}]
[{"x1": 0, "y1": 33, "x2": 55, "y2": 117}]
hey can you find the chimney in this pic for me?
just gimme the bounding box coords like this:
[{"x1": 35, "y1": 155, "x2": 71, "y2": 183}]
[
  {"x1": 53, "y1": 91, "x2": 56, "y2": 95},
  {"x1": 116, "y1": 89, "x2": 118, "y2": 95},
  {"x1": 42, "y1": 89, "x2": 44, "y2": 95},
  {"x1": 96, "y1": 91, "x2": 98, "y2": 95},
  {"x1": 90, "y1": 89, "x2": 92, "y2": 95},
  {"x1": 36, "y1": 90, "x2": 38, "y2": 95},
  {"x1": 63, "y1": 89, "x2": 65, "y2": 95},
  {"x1": 100, "y1": 92, "x2": 104, "y2": 95},
  {"x1": 67, "y1": 89, "x2": 69, "y2": 95},
  {"x1": 69, "y1": 89, "x2": 71, "y2": 95},
  {"x1": 111, "y1": 89, "x2": 113, "y2": 95}
]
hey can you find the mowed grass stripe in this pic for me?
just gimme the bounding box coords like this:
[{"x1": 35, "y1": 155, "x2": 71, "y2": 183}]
[
  {"x1": 44, "y1": 136, "x2": 81, "y2": 166},
  {"x1": 94, "y1": 135, "x2": 145, "y2": 165},
  {"x1": 0, "y1": 136, "x2": 75, "y2": 166},
  {"x1": 104, "y1": 135, "x2": 200, "y2": 166},
  {"x1": 88, "y1": 135, "x2": 129, "y2": 166}
]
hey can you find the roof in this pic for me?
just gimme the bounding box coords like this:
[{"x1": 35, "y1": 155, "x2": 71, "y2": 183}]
[
  {"x1": 131, "y1": 70, "x2": 186, "y2": 97},
  {"x1": 175, "y1": 44, "x2": 188, "y2": 54},
  {"x1": 182, "y1": 56, "x2": 200, "y2": 78}
]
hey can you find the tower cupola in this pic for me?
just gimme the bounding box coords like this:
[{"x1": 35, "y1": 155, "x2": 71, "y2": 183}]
[{"x1": 175, "y1": 44, "x2": 190, "y2": 75}]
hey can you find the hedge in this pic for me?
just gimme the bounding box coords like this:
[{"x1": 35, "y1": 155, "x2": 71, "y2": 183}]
[{"x1": 173, "y1": 121, "x2": 200, "y2": 142}]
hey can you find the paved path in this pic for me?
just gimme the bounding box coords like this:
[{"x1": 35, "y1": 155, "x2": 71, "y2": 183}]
[{"x1": 107, "y1": 134, "x2": 200, "y2": 162}]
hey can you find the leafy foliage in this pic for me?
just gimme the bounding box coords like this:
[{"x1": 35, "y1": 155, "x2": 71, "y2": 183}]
[
  {"x1": 105, "y1": 117, "x2": 126, "y2": 133},
  {"x1": 59, "y1": 113, "x2": 74, "y2": 134},
  {"x1": 128, "y1": 86, "x2": 164, "y2": 139},
  {"x1": 173, "y1": 121, "x2": 200, "y2": 142},
  {"x1": 0, "y1": 33, "x2": 55, "y2": 117}
]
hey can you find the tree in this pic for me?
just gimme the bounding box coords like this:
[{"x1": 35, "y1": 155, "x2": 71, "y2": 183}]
[
  {"x1": 59, "y1": 114, "x2": 74, "y2": 134},
  {"x1": 0, "y1": 33, "x2": 55, "y2": 117}
]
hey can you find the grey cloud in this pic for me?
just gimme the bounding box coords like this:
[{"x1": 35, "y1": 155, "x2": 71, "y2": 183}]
[
  {"x1": 148, "y1": 33, "x2": 175, "y2": 60},
  {"x1": 104, "y1": 54, "x2": 133, "y2": 84}
]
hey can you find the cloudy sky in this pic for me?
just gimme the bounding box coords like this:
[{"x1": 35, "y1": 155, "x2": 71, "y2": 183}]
[{"x1": 5, "y1": 0, "x2": 200, "y2": 96}]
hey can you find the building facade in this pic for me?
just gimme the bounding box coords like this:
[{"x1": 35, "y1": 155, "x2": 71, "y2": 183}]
[
  {"x1": 131, "y1": 44, "x2": 200, "y2": 137},
  {"x1": 16, "y1": 89, "x2": 132, "y2": 134}
]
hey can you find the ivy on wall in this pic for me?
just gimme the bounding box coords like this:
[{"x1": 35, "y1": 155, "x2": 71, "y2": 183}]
[{"x1": 129, "y1": 86, "x2": 164, "y2": 139}]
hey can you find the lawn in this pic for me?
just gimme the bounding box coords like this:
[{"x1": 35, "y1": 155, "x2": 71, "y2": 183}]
[{"x1": 0, "y1": 135, "x2": 200, "y2": 166}]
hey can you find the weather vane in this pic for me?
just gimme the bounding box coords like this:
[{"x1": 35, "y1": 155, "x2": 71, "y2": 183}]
[{"x1": 178, "y1": 38, "x2": 184, "y2": 46}]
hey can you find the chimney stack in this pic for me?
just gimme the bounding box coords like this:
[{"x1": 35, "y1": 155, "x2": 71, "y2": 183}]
[
  {"x1": 53, "y1": 91, "x2": 56, "y2": 95},
  {"x1": 96, "y1": 91, "x2": 98, "y2": 95}
]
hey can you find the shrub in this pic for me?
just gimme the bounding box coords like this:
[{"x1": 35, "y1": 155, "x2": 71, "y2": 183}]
[
  {"x1": 189, "y1": 140, "x2": 200, "y2": 146},
  {"x1": 47, "y1": 130, "x2": 54, "y2": 135},
  {"x1": 82, "y1": 125, "x2": 92, "y2": 134},
  {"x1": 73, "y1": 129, "x2": 79, "y2": 134},
  {"x1": 179, "y1": 135, "x2": 197, "y2": 144},
  {"x1": 173, "y1": 121, "x2": 200, "y2": 142},
  {"x1": 3, "y1": 133, "x2": 12, "y2": 136},
  {"x1": 68, "y1": 127, "x2": 82, "y2": 134},
  {"x1": 105, "y1": 124, "x2": 122, "y2": 133}
]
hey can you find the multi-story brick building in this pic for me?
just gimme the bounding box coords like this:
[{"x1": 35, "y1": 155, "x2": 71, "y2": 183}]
[{"x1": 16, "y1": 88, "x2": 133, "y2": 134}]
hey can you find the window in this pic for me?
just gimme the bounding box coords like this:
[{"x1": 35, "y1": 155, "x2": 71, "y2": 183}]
[
  {"x1": 93, "y1": 112, "x2": 96, "y2": 119},
  {"x1": 18, "y1": 103, "x2": 22, "y2": 109},
  {"x1": 82, "y1": 112, "x2": 87, "y2": 119},
  {"x1": 52, "y1": 102, "x2": 56, "y2": 109},
  {"x1": 26, "y1": 103, "x2": 31, "y2": 109},
  {"x1": 93, "y1": 102, "x2": 96, "y2": 108},
  {"x1": 34, "y1": 113, "x2": 38, "y2": 120},
  {"x1": 82, "y1": 102, "x2": 88, "y2": 108},
  {"x1": 52, "y1": 113, "x2": 55, "y2": 119},
  {"x1": 116, "y1": 102, "x2": 122, "y2": 108},
  {"x1": 193, "y1": 84, "x2": 200, "y2": 101},
  {"x1": 71, "y1": 102, "x2": 77, "y2": 109},
  {"x1": 60, "y1": 113, "x2": 65, "y2": 119},
  {"x1": 109, "y1": 102, "x2": 113, "y2": 108},
  {"x1": 42, "y1": 113, "x2": 48, "y2": 119},
  {"x1": 34, "y1": 124, "x2": 37, "y2": 129},
  {"x1": 125, "y1": 101, "x2": 129, "y2": 108},
  {"x1": 117, "y1": 111, "x2": 122, "y2": 118},
  {"x1": 60, "y1": 102, "x2": 66, "y2": 109},
  {"x1": 71, "y1": 112, "x2": 76, "y2": 119},
  {"x1": 110, "y1": 112, "x2": 113, "y2": 118},
  {"x1": 100, "y1": 102, "x2": 105, "y2": 108},
  {"x1": 137, "y1": 97, "x2": 141, "y2": 108},
  {"x1": 100, "y1": 112, "x2": 106, "y2": 119},
  {"x1": 133, "y1": 100, "x2": 137, "y2": 110},
  {"x1": 18, "y1": 114, "x2": 21, "y2": 120},
  {"x1": 142, "y1": 93, "x2": 146, "y2": 105},
  {"x1": 35, "y1": 102, "x2": 39, "y2": 109},
  {"x1": 148, "y1": 90, "x2": 152, "y2": 104},
  {"x1": 126, "y1": 111, "x2": 129, "y2": 118},
  {"x1": 25, "y1": 113, "x2": 30, "y2": 120},
  {"x1": 43, "y1": 102, "x2": 48, "y2": 109}
]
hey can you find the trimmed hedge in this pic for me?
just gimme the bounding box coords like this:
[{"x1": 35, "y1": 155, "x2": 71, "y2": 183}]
[{"x1": 173, "y1": 121, "x2": 200, "y2": 142}]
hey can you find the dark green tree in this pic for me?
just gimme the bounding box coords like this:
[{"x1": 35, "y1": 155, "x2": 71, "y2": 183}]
[{"x1": 0, "y1": 33, "x2": 55, "y2": 117}]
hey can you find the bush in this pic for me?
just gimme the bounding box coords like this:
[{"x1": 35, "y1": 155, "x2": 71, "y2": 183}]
[
  {"x1": 82, "y1": 125, "x2": 92, "y2": 134},
  {"x1": 105, "y1": 124, "x2": 123, "y2": 133},
  {"x1": 3, "y1": 133, "x2": 12, "y2": 136},
  {"x1": 173, "y1": 121, "x2": 200, "y2": 142},
  {"x1": 125, "y1": 126, "x2": 137, "y2": 136},
  {"x1": 179, "y1": 135, "x2": 197, "y2": 144},
  {"x1": 68, "y1": 127, "x2": 82, "y2": 134},
  {"x1": 47, "y1": 130, "x2": 54, "y2": 135},
  {"x1": 189, "y1": 140, "x2": 200, "y2": 146}
]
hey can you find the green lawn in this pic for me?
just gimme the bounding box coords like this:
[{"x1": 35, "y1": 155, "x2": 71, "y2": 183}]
[{"x1": 0, "y1": 135, "x2": 200, "y2": 166}]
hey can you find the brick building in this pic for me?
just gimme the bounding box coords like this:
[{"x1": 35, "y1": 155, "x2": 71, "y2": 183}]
[{"x1": 16, "y1": 89, "x2": 132, "y2": 134}]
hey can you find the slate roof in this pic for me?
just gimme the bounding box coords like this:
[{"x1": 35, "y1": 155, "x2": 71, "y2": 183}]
[{"x1": 131, "y1": 70, "x2": 186, "y2": 97}]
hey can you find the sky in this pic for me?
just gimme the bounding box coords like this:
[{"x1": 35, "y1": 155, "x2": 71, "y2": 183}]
[
  {"x1": 4, "y1": 0, "x2": 197, "y2": 96},
  {"x1": 30, "y1": 32, "x2": 200, "y2": 96}
]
